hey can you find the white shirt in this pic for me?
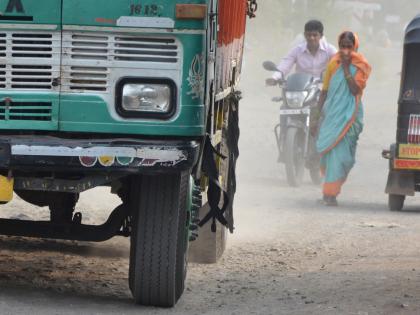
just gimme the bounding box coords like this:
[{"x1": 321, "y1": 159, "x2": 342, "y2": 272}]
[{"x1": 273, "y1": 38, "x2": 337, "y2": 79}]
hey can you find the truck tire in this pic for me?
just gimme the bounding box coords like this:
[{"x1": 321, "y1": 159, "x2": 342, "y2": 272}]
[
  {"x1": 175, "y1": 175, "x2": 190, "y2": 301},
  {"x1": 129, "y1": 172, "x2": 189, "y2": 307},
  {"x1": 388, "y1": 194, "x2": 405, "y2": 211},
  {"x1": 285, "y1": 127, "x2": 305, "y2": 187}
]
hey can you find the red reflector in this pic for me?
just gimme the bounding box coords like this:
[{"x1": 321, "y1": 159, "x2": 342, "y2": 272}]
[
  {"x1": 394, "y1": 159, "x2": 420, "y2": 170},
  {"x1": 176, "y1": 4, "x2": 207, "y2": 20}
]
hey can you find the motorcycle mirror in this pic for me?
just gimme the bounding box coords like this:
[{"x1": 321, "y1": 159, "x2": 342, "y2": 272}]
[
  {"x1": 262, "y1": 61, "x2": 279, "y2": 72},
  {"x1": 266, "y1": 78, "x2": 278, "y2": 86},
  {"x1": 272, "y1": 96, "x2": 283, "y2": 102}
]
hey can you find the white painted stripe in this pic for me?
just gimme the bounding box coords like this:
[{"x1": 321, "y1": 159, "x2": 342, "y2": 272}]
[
  {"x1": 63, "y1": 25, "x2": 205, "y2": 35},
  {"x1": 117, "y1": 16, "x2": 175, "y2": 28},
  {"x1": 11, "y1": 145, "x2": 137, "y2": 157},
  {"x1": 136, "y1": 148, "x2": 186, "y2": 162},
  {"x1": 0, "y1": 24, "x2": 58, "y2": 30},
  {"x1": 11, "y1": 145, "x2": 187, "y2": 163}
]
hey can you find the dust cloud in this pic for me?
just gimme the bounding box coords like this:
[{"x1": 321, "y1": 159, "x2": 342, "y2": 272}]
[
  {"x1": 233, "y1": 0, "x2": 420, "y2": 243},
  {"x1": 0, "y1": 2, "x2": 418, "y2": 314}
]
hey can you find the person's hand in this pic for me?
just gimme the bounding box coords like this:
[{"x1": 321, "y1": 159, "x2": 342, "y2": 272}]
[
  {"x1": 265, "y1": 78, "x2": 278, "y2": 86},
  {"x1": 310, "y1": 123, "x2": 318, "y2": 137},
  {"x1": 340, "y1": 51, "x2": 352, "y2": 69}
]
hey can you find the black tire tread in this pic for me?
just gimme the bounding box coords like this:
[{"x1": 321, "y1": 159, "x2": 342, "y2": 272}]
[{"x1": 129, "y1": 173, "x2": 188, "y2": 307}]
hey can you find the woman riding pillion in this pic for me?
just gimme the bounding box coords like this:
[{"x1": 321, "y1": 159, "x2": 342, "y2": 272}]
[{"x1": 315, "y1": 31, "x2": 372, "y2": 206}]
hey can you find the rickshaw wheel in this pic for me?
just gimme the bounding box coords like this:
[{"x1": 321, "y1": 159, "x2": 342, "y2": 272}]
[{"x1": 388, "y1": 194, "x2": 405, "y2": 211}]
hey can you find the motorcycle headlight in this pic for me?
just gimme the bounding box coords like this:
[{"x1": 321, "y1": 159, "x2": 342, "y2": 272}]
[
  {"x1": 117, "y1": 79, "x2": 176, "y2": 118},
  {"x1": 285, "y1": 91, "x2": 308, "y2": 108}
]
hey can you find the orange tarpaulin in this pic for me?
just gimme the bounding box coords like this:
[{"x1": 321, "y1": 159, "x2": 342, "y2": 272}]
[
  {"x1": 218, "y1": 0, "x2": 247, "y2": 46},
  {"x1": 216, "y1": 0, "x2": 248, "y2": 92}
]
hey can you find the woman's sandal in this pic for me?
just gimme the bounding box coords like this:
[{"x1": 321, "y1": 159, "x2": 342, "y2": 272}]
[{"x1": 323, "y1": 195, "x2": 338, "y2": 207}]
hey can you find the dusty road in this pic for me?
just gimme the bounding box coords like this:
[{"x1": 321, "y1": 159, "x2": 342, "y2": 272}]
[
  {"x1": 1, "y1": 5, "x2": 420, "y2": 315},
  {"x1": 0, "y1": 54, "x2": 419, "y2": 315}
]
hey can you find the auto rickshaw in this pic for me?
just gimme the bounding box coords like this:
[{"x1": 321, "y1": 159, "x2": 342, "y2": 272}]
[{"x1": 383, "y1": 15, "x2": 420, "y2": 211}]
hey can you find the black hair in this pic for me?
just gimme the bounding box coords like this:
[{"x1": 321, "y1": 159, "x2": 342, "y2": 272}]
[
  {"x1": 339, "y1": 31, "x2": 356, "y2": 46},
  {"x1": 304, "y1": 20, "x2": 324, "y2": 35}
]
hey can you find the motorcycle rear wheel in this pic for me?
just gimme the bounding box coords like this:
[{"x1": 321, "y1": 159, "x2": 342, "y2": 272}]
[{"x1": 284, "y1": 127, "x2": 305, "y2": 187}]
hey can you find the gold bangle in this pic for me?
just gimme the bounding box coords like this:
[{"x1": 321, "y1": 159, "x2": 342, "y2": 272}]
[{"x1": 345, "y1": 74, "x2": 352, "y2": 80}]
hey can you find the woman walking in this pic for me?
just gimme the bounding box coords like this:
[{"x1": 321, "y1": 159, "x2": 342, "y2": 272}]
[{"x1": 316, "y1": 31, "x2": 371, "y2": 206}]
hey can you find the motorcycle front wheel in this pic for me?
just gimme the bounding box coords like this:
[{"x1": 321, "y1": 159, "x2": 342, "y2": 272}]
[
  {"x1": 307, "y1": 135, "x2": 322, "y2": 185},
  {"x1": 284, "y1": 127, "x2": 305, "y2": 187},
  {"x1": 309, "y1": 167, "x2": 322, "y2": 185}
]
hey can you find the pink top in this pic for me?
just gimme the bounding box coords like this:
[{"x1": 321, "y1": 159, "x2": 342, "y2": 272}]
[{"x1": 273, "y1": 38, "x2": 337, "y2": 80}]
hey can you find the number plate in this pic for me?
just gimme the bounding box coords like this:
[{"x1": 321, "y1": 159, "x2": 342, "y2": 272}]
[{"x1": 279, "y1": 108, "x2": 310, "y2": 115}]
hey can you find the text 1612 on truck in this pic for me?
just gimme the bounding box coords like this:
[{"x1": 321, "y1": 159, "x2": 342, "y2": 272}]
[{"x1": 0, "y1": 0, "x2": 257, "y2": 308}]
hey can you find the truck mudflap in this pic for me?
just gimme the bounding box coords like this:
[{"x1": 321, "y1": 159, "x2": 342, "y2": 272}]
[{"x1": 0, "y1": 136, "x2": 200, "y2": 173}]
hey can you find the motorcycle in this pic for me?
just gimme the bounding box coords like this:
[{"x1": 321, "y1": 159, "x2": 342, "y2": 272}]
[{"x1": 263, "y1": 61, "x2": 322, "y2": 187}]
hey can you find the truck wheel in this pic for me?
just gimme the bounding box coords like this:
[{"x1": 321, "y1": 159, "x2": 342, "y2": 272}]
[
  {"x1": 175, "y1": 176, "x2": 191, "y2": 301},
  {"x1": 285, "y1": 127, "x2": 305, "y2": 187},
  {"x1": 388, "y1": 194, "x2": 405, "y2": 211},
  {"x1": 129, "y1": 172, "x2": 190, "y2": 307}
]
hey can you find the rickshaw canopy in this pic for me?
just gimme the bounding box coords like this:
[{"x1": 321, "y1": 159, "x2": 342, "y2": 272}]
[{"x1": 404, "y1": 14, "x2": 420, "y2": 44}]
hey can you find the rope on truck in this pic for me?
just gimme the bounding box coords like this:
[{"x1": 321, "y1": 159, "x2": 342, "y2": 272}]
[{"x1": 247, "y1": 0, "x2": 258, "y2": 18}]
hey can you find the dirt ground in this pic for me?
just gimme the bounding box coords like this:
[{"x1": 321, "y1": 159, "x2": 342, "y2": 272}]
[{"x1": 1, "y1": 4, "x2": 420, "y2": 315}]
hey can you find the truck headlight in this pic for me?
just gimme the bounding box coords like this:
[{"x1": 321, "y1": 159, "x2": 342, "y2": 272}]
[
  {"x1": 117, "y1": 79, "x2": 176, "y2": 118},
  {"x1": 285, "y1": 91, "x2": 308, "y2": 108},
  {"x1": 123, "y1": 84, "x2": 170, "y2": 112}
]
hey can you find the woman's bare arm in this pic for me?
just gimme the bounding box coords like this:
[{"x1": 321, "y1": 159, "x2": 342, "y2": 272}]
[
  {"x1": 341, "y1": 54, "x2": 361, "y2": 96},
  {"x1": 343, "y1": 65, "x2": 361, "y2": 96}
]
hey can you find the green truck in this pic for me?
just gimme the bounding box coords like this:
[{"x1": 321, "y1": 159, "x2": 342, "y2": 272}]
[{"x1": 0, "y1": 0, "x2": 256, "y2": 307}]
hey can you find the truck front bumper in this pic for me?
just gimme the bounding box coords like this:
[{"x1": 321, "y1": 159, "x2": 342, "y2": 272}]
[{"x1": 0, "y1": 136, "x2": 200, "y2": 173}]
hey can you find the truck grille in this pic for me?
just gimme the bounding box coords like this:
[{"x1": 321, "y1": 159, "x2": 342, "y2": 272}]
[
  {"x1": 65, "y1": 33, "x2": 179, "y2": 63},
  {"x1": 62, "y1": 66, "x2": 109, "y2": 92},
  {"x1": 0, "y1": 31, "x2": 61, "y2": 91},
  {"x1": 0, "y1": 29, "x2": 181, "y2": 96},
  {"x1": 61, "y1": 31, "x2": 181, "y2": 93},
  {"x1": 0, "y1": 101, "x2": 52, "y2": 121}
]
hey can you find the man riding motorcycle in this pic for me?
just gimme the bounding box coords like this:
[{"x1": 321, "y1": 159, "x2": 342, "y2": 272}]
[
  {"x1": 272, "y1": 20, "x2": 337, "y2": 81},
  {"x1": 270, "y1": 20, "x2": 337, "y2": 163},
  {"x1": 267, "y1": 20, "x2": 337, "y2": 187}
]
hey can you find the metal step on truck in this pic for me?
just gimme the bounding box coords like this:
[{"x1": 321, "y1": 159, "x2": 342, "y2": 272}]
[{"x1": 0, "y1": 0, "x2": 257, "y2": 308}]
